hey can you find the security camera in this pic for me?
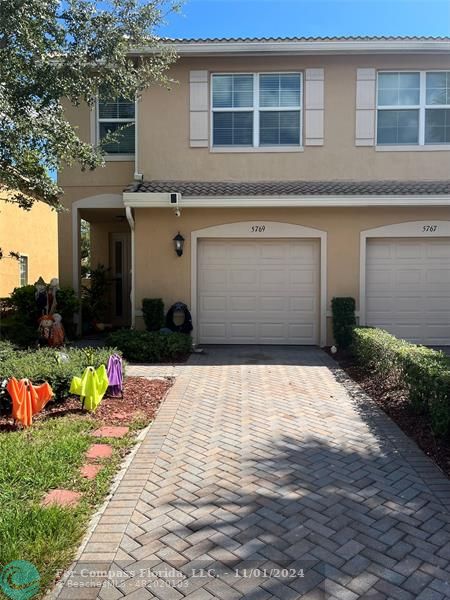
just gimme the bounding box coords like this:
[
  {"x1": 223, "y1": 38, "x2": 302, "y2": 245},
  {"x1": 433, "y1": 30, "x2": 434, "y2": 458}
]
[{"x1": 174, "y1": 208, "x2": 181, "y2": 217}]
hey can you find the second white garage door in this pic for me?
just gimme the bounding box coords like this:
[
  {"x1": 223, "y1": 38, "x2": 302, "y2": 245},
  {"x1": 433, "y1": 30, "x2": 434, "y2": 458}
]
[
  {"x1": 197, "y1": 239, "x2": 320, "y2": 344},
  {"x1": 366, "y1": 238, "x2": 450, "y2": 345}
]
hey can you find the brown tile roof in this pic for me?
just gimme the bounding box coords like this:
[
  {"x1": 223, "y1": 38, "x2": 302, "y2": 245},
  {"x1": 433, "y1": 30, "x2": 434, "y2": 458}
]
[
  {"x1": 125, "y1": 180, "x2": 450, "y2": 197},
  {"x1": 165, "y1": 36, "x2": 450, "y2": 43}
]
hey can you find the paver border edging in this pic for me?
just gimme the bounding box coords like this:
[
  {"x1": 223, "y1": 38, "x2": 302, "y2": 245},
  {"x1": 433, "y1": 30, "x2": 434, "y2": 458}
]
[{"x1": 47, "y1": 371, "x2": 191, "y2": 599}]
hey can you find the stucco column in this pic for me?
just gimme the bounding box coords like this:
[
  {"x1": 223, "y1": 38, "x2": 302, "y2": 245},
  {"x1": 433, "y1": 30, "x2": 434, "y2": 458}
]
[{"x1": 71, "y1": 205, "x2": 82, "y2": 334}]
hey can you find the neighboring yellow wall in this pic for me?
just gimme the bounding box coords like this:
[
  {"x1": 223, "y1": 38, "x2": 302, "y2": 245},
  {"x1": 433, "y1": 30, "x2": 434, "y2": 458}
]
[
  {"x1": 0, "y1": 197, "x2": 58, "y2": 296},
  {"x1": 133, "y1": 206, "x2": 450, "y2": 343}
]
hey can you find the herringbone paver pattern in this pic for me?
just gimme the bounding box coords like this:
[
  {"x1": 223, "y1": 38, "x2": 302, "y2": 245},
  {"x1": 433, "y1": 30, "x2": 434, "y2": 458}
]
[{"x1": 53, "y1": 347, "x2": 450, "y2": 600}]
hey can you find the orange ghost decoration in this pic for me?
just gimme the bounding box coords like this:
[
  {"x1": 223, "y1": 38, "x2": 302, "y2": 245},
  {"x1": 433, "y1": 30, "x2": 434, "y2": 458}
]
[{"x1": 6, "y1": 378, "x2": 54, "y2": 427}]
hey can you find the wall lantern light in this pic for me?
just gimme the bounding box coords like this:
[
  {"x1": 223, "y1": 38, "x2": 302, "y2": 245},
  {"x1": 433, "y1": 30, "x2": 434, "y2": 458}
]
[{"x1": 173, "y1": 232, "x2": 185, "y2": 257}]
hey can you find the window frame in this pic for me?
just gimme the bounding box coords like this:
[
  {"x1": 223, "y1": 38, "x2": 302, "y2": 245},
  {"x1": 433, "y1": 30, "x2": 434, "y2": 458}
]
[
  {"x1": 376, "y1": 70, "x2": 450, "y2": 146},
  {"x1": 19, "y1": 255, "x2": 28, "y2": 287},
  {"x1": 95, "y1": 97, "x2": 136, "y2": 160},
  {"x1": 210, "y1": 72, "x2": 303, "y2": 150}
]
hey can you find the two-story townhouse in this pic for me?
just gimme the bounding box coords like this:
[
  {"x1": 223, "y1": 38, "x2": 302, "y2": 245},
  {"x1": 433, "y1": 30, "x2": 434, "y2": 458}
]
[{"x1": 59, "y1": 36, "x2": 450, "y2": 346}]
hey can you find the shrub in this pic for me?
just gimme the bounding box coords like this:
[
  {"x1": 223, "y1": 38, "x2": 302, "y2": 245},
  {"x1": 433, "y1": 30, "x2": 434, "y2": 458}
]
[
  {"x1": 0, "y1": 315, "x2": 38, "y2": 347},
  {"x1": 7, "y1": 283, "x2": 80, "y2": 346},
  {"x1": 107, "y1": 329, "x2": 192, "y2": 363},
  {"x1": 331, "y1": 297, "x2": 356, "y2": 349},
  {"x1": 9, "y1": 285, "x2": 37, "y2": 320},
  {"x1": 142, "y1": 298, "x2": 164, "y2": 331},
  {"x1": 81, "y1": 264, "x2": 111, "y2": 324},
  {"x1": 352, "y1": 327, "x2": 450, "y2": 437},
  {"x1": 0, "y1": 346, "x2": 120, "y2": 400},
  {"x1": 55, "y1": 287, "x2": 80, "y2": 338}
]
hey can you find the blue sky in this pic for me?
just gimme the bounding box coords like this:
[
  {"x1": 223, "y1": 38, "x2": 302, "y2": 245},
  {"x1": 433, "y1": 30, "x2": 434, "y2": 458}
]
[{"x1": 158, "y1": 0, "x2": 450, "y2": 39}]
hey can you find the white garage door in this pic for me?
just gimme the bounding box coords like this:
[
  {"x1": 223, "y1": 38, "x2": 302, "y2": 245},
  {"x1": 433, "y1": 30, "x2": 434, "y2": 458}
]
[
  {"x1": 366, "y1": 238, "x2": 450, "y2": 345},
  {"x1": 197, "y1": 239, "x2": 320, "y2": 344}
]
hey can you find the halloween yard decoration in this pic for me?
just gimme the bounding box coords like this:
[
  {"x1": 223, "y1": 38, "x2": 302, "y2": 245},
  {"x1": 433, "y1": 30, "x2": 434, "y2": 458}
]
[
  {"x1": 38, "y1": 314, "x2": 54, "y2": 344},
  {"x1": 50, "y1": 313, "x2": 65, "y2": 347},
  {"x1": 47, "y1": 278, "x2": 59, "y2": 314},
  {"x1": 34, "y1": 278, "x2": 65, "y2": 346}
]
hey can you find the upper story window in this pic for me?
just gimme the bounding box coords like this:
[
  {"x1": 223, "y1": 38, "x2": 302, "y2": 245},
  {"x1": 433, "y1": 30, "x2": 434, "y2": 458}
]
[
  {"x1": 377, "y1": 71, "x2": 450, "y2": 145},
  {"x1": 98, "y1": 97, "x2": 135, "y2": 155},
  {"x1": 211, "y1": 73, "x2": 302, "y2": 148},
  {"x1": 19, "y1": 256, "x2": 28, "y2": 287}
]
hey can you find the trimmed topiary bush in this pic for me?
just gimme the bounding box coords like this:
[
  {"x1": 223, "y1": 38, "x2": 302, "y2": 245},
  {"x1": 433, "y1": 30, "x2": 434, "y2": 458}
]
[
  {"x1": 106, "y1": 329, "x2": 192, "y2": 363},
  {"x1": 142, "y1": 298, "x2": 164, "y2": 331},
  {"x1": 331, "y1": 297, "x2": 356, "y2": 349},
  {"x1": 352, "y1": 327, "x2": 450, "y2": 437}
]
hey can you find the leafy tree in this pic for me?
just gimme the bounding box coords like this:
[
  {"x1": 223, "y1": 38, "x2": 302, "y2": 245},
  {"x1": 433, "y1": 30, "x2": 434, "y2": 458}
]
[{"x1": 0, "y1": 0, "x2": 179, "y2": 211}]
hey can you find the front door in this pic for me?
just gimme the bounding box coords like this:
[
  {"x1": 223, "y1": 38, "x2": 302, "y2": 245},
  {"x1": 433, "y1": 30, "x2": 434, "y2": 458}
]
[{"x1": 109, "y1": 232, "x2": 131, "y2": 326}]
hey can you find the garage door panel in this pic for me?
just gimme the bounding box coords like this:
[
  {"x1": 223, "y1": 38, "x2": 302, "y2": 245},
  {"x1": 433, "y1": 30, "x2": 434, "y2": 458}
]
[
  {"x1": 260, "y1": 269, "x2": 287, "y2": 286},
  {"x1": 288, "y1": 243, "x2": 316, "y2": 260},
  {"x1": 200, "y1": 269, "x2": 227, "y2": 285},
  {"x1": 259, "y1": 323, "x2": 286, "y2": 338},
  {"x1": 367, "y1": 269, "x2": 393, "y2": 286},
  {"x1": 230, "y1": 323, "x2": 258, "y2": 339},
  {"x1": 289, "y1": 269, "x2": 315, "y2": 285},
  {"x1": 229, "y1": 270, "x2": 258, "y2": 285},
  {"x1": 229, "y1": 296, "x2": 258, "y2": 311},
  {"x1": 201, "y1": 296, "x2": 227, "y2": 311},
  {"x1": 199, "y1": 242, "x2": 230, "y2": 261},
  {"x1": 395, "y1": 243, "x2": 423, "y2": 259},
  {"x1": 288, "y1": 323, "x2": 316, "y2": 340},
  {"x1": 395, "y1": 270, "x2": 422, "y2": 284},
  {"x1": 427, "y1": 269, "x2": 450, "y2": 284},
  {"x1": 366, "y1": 238, "x2": 450, "y2": 345},
  {"x1": 426, "y1": 243, "x2": 450, "y2": 258},
  {"x1": 229, "y1": 244, "x2": 259, "y2": 261},
  {"x1": 260, "y1": 243, "x2": 286, "y2": 259},
  {"x1": 260, "y1": 297, "x2": 288, "y2": 311},
  {"x1": 198, "y1": 239, "x2": 319, "y2": 344},
  {"x1": 290, "y1": 296, "x2": 315, "y2": 311},
  {"x1": 199, "y1": 323, "x2": 227, "y2": 339},
  {"x1": 427, "y1": 325, "x2": 450, "y2": 344}
]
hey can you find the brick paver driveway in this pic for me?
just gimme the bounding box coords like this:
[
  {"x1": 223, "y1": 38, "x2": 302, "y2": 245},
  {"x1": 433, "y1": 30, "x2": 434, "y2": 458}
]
[{"x1": 55, "y1": 347, "x2": 450, "y2": 600}]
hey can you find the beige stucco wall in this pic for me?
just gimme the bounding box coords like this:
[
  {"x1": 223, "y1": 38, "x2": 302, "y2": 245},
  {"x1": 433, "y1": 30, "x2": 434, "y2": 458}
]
[
  {"x1": 59, "y1": 53, "x2": 450, "y2": 192},
  {"x1": 138, "y1": 54, "x2": 450, "y2": 181},
  {"x1": 0, "y1": 197, "x2": 58, "y2": 296},
  {"x1": 133, "y1": 206, "x2": 450, "y2": 344},
  {"x1": 56, "y1": 50, "x2": 450, "y2": 344}
]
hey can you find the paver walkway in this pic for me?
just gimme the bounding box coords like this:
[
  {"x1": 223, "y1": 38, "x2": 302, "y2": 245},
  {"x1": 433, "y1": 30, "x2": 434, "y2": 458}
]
[{"x1": 54, "y1": 347, "x2": 450, "y2": 600}]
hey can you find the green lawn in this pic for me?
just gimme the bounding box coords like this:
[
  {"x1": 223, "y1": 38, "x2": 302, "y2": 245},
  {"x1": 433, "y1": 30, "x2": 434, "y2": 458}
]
[{"x1": 0, "y1": 416, "x2": 137, "y2": 598}]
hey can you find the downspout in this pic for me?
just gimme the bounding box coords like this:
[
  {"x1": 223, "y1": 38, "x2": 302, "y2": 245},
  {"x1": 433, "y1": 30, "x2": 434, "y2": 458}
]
[
  {"x1": 126, "y1": 206, "x2": 136, "y2": 328},
  {"x1": 134, "y1": 96, "x2": 143, "y2": 182},
  {"x1": 72, "y1": 206, "x2": 82, "y2": 335},
  {"x1": 129, "y1": 93, "x2": 140, "y2": 328}
]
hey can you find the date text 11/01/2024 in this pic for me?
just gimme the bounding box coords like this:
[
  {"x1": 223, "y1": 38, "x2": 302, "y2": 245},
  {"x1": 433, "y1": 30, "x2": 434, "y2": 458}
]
[{"x1": 191, "y1": 568, "x2": 305, "y2": 579}]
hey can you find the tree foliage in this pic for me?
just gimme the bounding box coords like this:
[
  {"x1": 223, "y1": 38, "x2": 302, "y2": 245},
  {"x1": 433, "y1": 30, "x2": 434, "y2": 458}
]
[{"x1": 0, "y1": 0, "x2": 179, "y2": 210}]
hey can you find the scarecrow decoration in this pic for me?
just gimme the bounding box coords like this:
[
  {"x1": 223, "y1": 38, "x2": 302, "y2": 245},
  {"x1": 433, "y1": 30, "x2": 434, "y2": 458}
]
[{"x1": 34, "y1": 277, "x2": 65, "y2": 347}]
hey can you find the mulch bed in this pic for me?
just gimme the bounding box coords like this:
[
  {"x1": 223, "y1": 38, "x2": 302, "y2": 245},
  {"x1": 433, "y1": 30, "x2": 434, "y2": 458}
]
[
  {"x1": 327, "y1": 348, "x2": 450, "y2": 479},
  {"x1": 0, "y1": 376, "x2": 173, "y2": 431}
]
